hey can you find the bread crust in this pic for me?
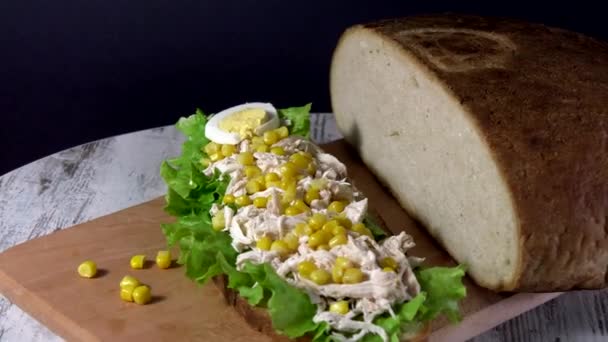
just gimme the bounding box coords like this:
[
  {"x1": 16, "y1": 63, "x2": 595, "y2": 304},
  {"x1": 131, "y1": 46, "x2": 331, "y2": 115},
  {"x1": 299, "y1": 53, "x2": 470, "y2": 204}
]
[{"x1": 334, "y1": 14, "x2": 608, "y2": 291}]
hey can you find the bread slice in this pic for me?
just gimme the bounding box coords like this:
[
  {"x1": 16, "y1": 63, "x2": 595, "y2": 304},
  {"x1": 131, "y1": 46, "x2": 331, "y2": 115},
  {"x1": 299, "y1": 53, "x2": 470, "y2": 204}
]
[{"x1": 330, "y1": 14, "x2": 608, "y2": 292}]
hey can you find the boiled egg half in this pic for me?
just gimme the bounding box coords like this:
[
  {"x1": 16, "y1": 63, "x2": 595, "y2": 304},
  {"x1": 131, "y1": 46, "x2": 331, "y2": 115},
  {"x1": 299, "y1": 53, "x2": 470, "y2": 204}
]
[{"x1": 205, "y1": 102, "x2": 280, "y2": 144}]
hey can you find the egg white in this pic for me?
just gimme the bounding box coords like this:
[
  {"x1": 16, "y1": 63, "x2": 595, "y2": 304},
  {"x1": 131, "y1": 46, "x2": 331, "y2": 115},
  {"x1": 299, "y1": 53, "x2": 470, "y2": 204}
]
[{"x1": 205, "y1": 102, "x2": 279, "y2": 144}]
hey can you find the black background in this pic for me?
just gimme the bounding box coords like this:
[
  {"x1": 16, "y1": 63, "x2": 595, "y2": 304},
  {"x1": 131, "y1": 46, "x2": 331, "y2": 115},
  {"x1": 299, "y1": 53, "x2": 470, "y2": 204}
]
[{"x1": 1, "y1": 1, "x2": 607, "y2": 175}]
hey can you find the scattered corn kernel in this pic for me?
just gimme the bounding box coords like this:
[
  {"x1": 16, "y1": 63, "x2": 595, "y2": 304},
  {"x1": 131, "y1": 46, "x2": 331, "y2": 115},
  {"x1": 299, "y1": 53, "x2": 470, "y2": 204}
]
[
  {"x1": 264, "y1": 172, "x2": 280, "y2": 183},
  {"x1": 308, "y1": 213, "x2": 328, "y2": 230},
  {"x1": 308, "y1": 230, "x2": 331, "y2": 248},
  {"x1": 209, "y1": 151, "x2": 224, "y2": 162},
  {"x1": 305, "y1": 188, "x2": 320, "y2": 205},
  {"x1": 221, "y1": 144, "x2": 236, "y2": 157},
  {"x1": 329, "y1": 300, "x2": 349, "y2": 315},
  {"x1": 263, "y1": 130, "x2": 280, "y2": 145},
  {"x1": 306, "y1": 162, "x2": 317, "y2": 175},
  {"x1": 256, "y1": 236, "x2": 272, "y2": 251},
  {"x1": 130, "y1": 255, "x2": 146, "y2": 269},
  {"x1": 246, "y1": 180, "x2": 263, "y2": 194},
  {"x1": 223, "y1": 194, "x2": 235, "y2": 205},
  {"x1": 284, "y1": 206, "x2": 301, "y2": 216},
  {"x1": 120, "y1": 275, "x2": 141, "y2": 289},
  {"x1": 212, "y1": 211, "x2": 225, "y2": 231},
  {"x1": 329, "y1": 234, "x2": 348, "y2": 248},
  {"x1": 321, "y1": 220, "x2": 339, "y2": 234},
  {"x1": 335, "y1": 257, "x2": 353, "y2": 269},
  {"x1": 294, "y1": 223, "x2": 314, "y2": 236},
  {"x1": 244, "y1": 165, "x2": 262, "y2": 178},
  {"x1": 317, "y1": 244, "x2": 330, "y2": 251},
  {"x1": 256, "y1": 144, "x2": 269, "y2": 153},
  {"x1": 289, "y1": 153, "x2": 309, "y2": 169},
  {"x1": 332, "y1": 265, "x2": 344, "y2": 283},
  {"x1": 284, "y1": 232, "x2": 299, "y2": 250},
  {"x1": 328, "y1": 201, "x2": 346, "y2": 213},
  {"x1": 77, "y1": 260, "x2": 97, "y2": 278},
  {"x1": 352, "y1": 223, "x2": 373, "y2": 238},
  {"x1": 297, "y1": 260, "x2": 317, "y2": 278},
  {"x1": 156, "y1": 250, "x2": 171, "y2": 269},
  {"x1": 342, "y1": 267, "x2": 364, "y2": 284},
  {"x1": 280, "y1": 162, "x2": 299, "y2": 179},
  {"x1": 270, "y1": 146, "x2": 285, "y2": 155},
  {"x1": 332, "y1": 225, "x2": 347, "y2": 236},
  {"x1": 132, "y1": 285, "x2": 152, "y2": 305},
  {"x1": 237, "y1": 151, "x2": 255, "y2": 165},
  {"x1": 266, "y1": 180, "x2": 281, "y2": 189},
  {"x1": 253, "y1": 196, "x2": 268, "y2": 208},
  {"x1": 252, "y1": 136, "x2": 264, "y2": 145},
  {"x1": 235, "y1": 195, "x2": 251, "y2": 207},
  {"x1": 309, "y1": 269, "x2": 331, "y2": 285},
  {"x1": 270, "y1": 240, "x2": 290, "y2": 257},
  {"x1": 203, "y1": 142, "x2": 219, "y2": 155},
  {"x1": 335, "y1": 216, "x2": 352, "y2": 229},
  {"x1": 292, "y1": 199, "x2": 310, "y2": 212},
  {"x1": 276, "y1": 126, "x2": 289, "y2": 138},
  {"x1": 309, "y1": 178, "x2": 327, "y2": 190},
  {"x1": 120, "y1": 284, "x2": 136, "y2": 302},
  {"x1": 383, "y1": 267, "x2": 395, "y2": 272},
  {"x1": 379, "y1": 257, "x2": 398, "y2": 270}
]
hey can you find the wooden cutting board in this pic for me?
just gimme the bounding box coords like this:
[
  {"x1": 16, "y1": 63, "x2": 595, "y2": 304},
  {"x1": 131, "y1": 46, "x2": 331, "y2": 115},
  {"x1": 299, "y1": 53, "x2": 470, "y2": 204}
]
[{"x1": 0, "y1": 141, "x2": 560, "y2": 342}]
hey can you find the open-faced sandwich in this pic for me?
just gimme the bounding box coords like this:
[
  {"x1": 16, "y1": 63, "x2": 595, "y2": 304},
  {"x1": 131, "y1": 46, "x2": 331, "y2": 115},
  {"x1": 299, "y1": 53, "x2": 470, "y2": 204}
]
[{"x1": 160, "y1": 102, "x2": 466, "y2": 341}]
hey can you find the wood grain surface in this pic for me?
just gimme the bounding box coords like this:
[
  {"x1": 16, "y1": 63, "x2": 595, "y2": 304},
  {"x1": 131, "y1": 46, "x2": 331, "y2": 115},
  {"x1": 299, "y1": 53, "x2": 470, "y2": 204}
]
[{"x1": 0, "y1": 114, "x2": 606, "y2": 342}]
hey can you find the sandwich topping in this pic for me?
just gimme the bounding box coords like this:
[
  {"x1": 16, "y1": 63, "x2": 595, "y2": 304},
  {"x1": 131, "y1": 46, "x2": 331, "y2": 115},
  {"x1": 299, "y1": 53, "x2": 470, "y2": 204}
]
[{"x1": 160, "y1": 102, "x2": 467, "y2": 342}]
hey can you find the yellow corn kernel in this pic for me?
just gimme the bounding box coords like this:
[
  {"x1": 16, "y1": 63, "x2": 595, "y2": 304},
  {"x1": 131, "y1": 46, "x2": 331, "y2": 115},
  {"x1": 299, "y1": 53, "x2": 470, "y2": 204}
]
[
  {"x1": 379, "y1": 257, "x2": 398, "y2": 270},
  {"x1": 221, "y1": 144, "x2": 236, "y2": 157},
  {"x1": 280, "y1": 177, "x2": 296, "y2": 190},
  {"x1": 203, "y1": 142, "x2": 219, "y2": 155},
  {"x1": 270, "y1": 146, "x2": 285, "y2": 155},
  {"x1": 132, "y1": 285, "x2": 152, "y2": 305},
  {"x1": 342, "y1": 267, "x2": 364, "y2": 284},
  {"x1": 294, "y1": 223, "x2": 314, "y2": 236},
  {"x1": 335, "y1": 216, "x2": 352, "y2": 229},
  {"x1": 212, "y1": 211, "x2": 225, "y2": 231},
  {"x1": 329, "y1": 234, "x2": 348, "y2": 248},
  {"x1": 297, "y1": 151, "x2": 313, "y2": 160},
  {"x1": 276, "y1": 126, "x2": 289, "y2": 138},
  {"x1": 308, "y1": 230, "x2": 331, "y2": 248},
  {"x1": 130, "y1": 255, "x2": 145, "y2": 269},
  {"x1": 318, "y1": 244, "x2": 330, "y2": 251},
  {"x1": 200, "y1": 158, "x2": 211, "y2": 167},
  {"x1": 264, "y1": 172, "x2": 280, "y2": 183},
  {"x1": 383, "y1": 267, "x2": 395, "y2": 272},
  {"x1": 280, "y1": 162, "x2": 299, "y2": 179},
  {"x1": 263, "y1": 130, "x2": 280, "y2": 145},
  {"x1": 120, "y1": 275, "x2": 141, "y2": 289},
  {"x1": 246, "y1": 180, "x2": 262, "y2": 194},
  {"x1": 235, "y1": 195, "x2": 251, "y2": 207},
  {"x1": 156, "y1": 250, "x2": 171, "y2": 269},
  {"x1": 256, "y1": 236, "x2": 272, "y2": 251},
  {"x1": 244, "y1": 165, "x2": 262, "y2": 178},
  {"x1": 252, "y1": 136, "x2": 264, "y2": 146},
  {"x1": 306, "y1": 162, "x2": 317, "y2": 175},
  {"x1": 328, "y1": 201, "x2": 346, "y2": 213},
  {"x1": 292, "y1": 199, "x2": 310, "y2": 212},
  {"x1": 266, "y1": 180, "x2": 281, "y2": 189},
  {"x1": 335, "y1": 257, "x2": 353, "y2": 269},
  {"x1": 270, "y1": 240, "x2": 290, "y2": 257},
  {"x1": 253, "y1": 196, "x2": 268, "y2": 208},
  {"x1": 321, "y1": 220, "x2": 339, "y2": 234},
  {"x1": 120, "y1": 284, "x2": 136, "y2": 302},
  {"x1": 308, "y1": 213, "x2": 328, "y2": 231},
  {"x1": 289, "y1": 153, "x2": 309, "y2": 169},
  {"x1": 332, "y1": 265, "x2": 344, "y2": 283},
  {"x1": 255, "y1": 144, "x2": 269, "y2": 153},
  {"x1": 309, "y1": 269, "x2": 331, "y2": 285},
  {"x1": 209, "y1": 151, "x2": 224, "y2": 162},
  {"x1": 332, "y1": 225, "x2": 347, "y2": 236},
  {"x1": 329, "y1": 300, "x2": 349, "y2": 315},
  {"x1": 309, "y1": 178, "x2": 327, "y2": 190},
  {"x1": 237, "y1": 151, "x2": 255, "y2": 165},
  {"x1": 77, "y1": 260, "x2": 97, "y2": 278},
  {"x1": 223, "y1": 194, "x2": 235, "y2": 205},
  {"x1": 283, "y1": 232, "x2": 299, "y2": 250},
  {"x1": 351, "y1": 223, "x2": 373, "y2": 238},
  {"x1": 304, "y1": 188, "x2": 320, "y2": 205},
  {"x1": 284, "y1": 206, "x2": 301, "y2": 216},
  {"x1": 297, "y1": 260, "x2": 317, "y2": 279},
  {"x1": 282, "y1": 183, "x2": 297, "y2": 204}
]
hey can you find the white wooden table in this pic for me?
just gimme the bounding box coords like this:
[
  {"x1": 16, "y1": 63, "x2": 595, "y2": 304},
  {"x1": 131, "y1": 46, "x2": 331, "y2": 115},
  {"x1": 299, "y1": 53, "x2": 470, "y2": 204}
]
[{"x1": 0, "y1": 113, "x2": 606, "y2": 342}]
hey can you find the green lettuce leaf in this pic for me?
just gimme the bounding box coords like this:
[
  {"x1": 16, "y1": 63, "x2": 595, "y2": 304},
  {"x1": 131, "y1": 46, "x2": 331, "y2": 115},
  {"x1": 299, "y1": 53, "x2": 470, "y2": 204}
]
[
  {"x1": 415, "y1": 264, "x2": 467, "y2": 322},
  {"x1": 169, "y1": 108, "x2": 209, "y2": 169},
  {"x1": 278, "y1": 104, "x2": 312, "y2": 138},
  {"x1": 363, "y1": 214, "x2": 388, "y2": 240}
]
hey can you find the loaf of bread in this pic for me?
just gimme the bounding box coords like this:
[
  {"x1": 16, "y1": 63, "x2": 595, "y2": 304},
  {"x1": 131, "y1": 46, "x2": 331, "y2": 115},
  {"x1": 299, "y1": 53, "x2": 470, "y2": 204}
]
[{"x1": 330, "y1": 14, "x2": 608, "y2": 292}]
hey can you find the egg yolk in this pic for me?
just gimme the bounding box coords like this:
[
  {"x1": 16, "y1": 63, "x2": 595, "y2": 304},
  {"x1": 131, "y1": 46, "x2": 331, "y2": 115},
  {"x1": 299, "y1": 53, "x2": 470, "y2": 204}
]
[{"x1": 219, "y1": 108, "x2": 267, "y2": 139}]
